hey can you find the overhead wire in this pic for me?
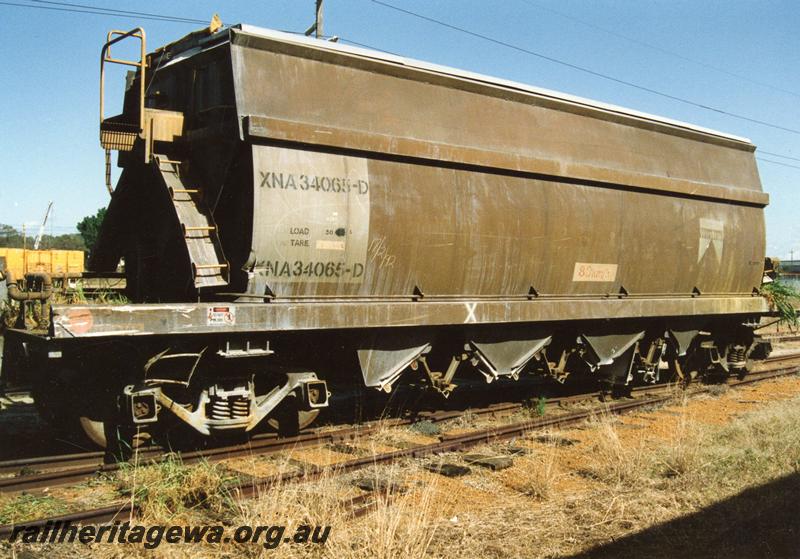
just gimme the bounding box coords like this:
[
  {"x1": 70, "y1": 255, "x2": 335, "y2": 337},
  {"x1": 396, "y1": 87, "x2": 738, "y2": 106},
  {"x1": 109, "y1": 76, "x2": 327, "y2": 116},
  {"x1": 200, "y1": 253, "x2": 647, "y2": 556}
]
[
  {"x1": 339, "y1": 35, "x2": 800, "y2": 172},
  {"x1": 367, "y1": 0, "x2": 800, "y2": 136},
  {"x1": 756, "y1": 158, "x2": 800, "y2": 171},
  {"x1": 29, "y1": 0, "x2": 207, "y2": 23},
  {"x1": 2, "y1": 0, "x2": 799, "y2": 170},
  {"x1": 0, "y1": 0, "x2": 207, "y2": 24},
  {"x1": 759, "y1": 151, "x2": 800, "y2": 163},
  {"x1": 519, "y1": 0, "x2": 800, "y2": 100},
  {"x1": 338, "y1": 37, "x2": 403, "y2": 56}
]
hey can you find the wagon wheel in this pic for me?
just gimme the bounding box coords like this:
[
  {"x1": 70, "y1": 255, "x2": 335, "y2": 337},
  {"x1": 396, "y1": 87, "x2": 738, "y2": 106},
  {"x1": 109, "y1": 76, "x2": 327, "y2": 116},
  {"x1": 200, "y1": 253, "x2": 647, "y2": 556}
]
[
  {"x1": 267, "y1": 396, "x2": 320, "y2": 435},
  {"x1": 78, "y1": 417, "x2": 150, "y2": 453},
  {"x1": 738, "y1": 358, "x2": 754, "y2": 380},
  {"x1": 31, "y1": 379, "x2": 73, "y2": 430},
  {"x1": 79, "y1": 417, "x2": 109, "y2": 448},
  {"x1": 668, "y1": 357, "x2": 697, "y2": 388},
  {"x1": 70, "y1": 386, "x2": 151, "y2": 454}
]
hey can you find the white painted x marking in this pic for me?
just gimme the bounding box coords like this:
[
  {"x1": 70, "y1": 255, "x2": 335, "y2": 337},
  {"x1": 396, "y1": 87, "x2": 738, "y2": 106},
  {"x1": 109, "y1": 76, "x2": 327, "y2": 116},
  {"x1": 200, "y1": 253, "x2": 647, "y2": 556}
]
[{"x1": 464, "y1": 302, "x2": 478, "y2": 324}]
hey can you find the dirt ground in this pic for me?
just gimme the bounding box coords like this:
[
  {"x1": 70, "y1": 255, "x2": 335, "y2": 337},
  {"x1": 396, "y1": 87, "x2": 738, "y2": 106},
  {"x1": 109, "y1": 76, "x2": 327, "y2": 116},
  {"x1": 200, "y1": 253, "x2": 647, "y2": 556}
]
[
  {"x1": 2, "y1": 372, "x2": 800, "y2": 558},
  {"x1": 421, "y1": 374, "x2": 800, "y2": 559}
]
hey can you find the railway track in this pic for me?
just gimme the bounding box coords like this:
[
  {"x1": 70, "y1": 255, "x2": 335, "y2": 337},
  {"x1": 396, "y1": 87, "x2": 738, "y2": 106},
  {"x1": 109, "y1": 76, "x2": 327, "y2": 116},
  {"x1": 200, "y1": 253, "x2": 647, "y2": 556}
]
[
  {"x1": 1, "y1": 353, "x2": 798, "y2": 495},
  {"x1": 0, "y1": 386, "x2": 625, "y2": 492},
  {"x1": 1, "y1": 353, "x2": 798, "y2": 538},
  {"x1": 763, "y1": 333, "x2": 800, "y2": 343}
]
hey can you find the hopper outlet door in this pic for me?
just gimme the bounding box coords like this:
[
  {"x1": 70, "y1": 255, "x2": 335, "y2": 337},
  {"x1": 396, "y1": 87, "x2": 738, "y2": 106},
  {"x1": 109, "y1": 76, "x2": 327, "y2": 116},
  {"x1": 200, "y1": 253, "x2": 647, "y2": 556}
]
[
  {"x1": 581, "y1": 332, "x2": 644, "y2": 368},
  {"x1": 251, "y1": 146, "x2": 370, "y2": 287},
  {"x1": 468, "y1": 337, "x2": 552, "y2": 379}
]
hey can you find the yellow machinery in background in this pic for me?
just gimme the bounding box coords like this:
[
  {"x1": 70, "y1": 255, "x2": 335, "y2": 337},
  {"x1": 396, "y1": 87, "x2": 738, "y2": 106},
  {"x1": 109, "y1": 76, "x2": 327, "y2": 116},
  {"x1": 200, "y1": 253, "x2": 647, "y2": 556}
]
[{"x1": 0, "y1": 248, "x2": 85, "y2": 279}]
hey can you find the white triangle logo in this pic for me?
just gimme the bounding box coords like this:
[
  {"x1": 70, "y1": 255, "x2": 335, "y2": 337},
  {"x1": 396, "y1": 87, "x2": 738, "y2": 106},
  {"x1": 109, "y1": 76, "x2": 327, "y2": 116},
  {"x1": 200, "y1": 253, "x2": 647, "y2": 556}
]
[{"x1": 698, "y1": 218, "x2": 724, "y2": 264}]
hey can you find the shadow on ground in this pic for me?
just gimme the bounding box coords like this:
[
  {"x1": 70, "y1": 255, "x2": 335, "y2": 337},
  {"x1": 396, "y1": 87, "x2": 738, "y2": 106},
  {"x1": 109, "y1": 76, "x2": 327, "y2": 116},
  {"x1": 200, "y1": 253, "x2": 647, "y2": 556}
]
[{"x1": 571, "y1": 472, "x2": 800, "y2": 559}]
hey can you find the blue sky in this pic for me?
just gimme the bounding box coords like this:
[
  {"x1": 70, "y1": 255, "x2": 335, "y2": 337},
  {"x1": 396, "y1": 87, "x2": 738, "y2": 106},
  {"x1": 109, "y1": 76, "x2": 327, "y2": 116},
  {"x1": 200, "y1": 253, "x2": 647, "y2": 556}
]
[{"x1": 0, "y1": 1, "x2": 797, "y2": 257}]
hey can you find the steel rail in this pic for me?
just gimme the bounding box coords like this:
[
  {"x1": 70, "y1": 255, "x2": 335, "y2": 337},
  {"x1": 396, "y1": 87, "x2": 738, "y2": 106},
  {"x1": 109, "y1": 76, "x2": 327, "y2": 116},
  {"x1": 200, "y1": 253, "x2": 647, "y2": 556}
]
[
  {"x1": 763, "y1": 333, "x2": 800, "y2": 343},
  {"x1": 2, "y1": 352, "x2": 799, "y2": 494},
  {"x1": 231, "y1": 361, "x2": 800, "y2": 498},
  {"x1": 1, "y1": 358, "x2": 798, "y2": 539},
  {"x1": 0, "y1": 380, "x2": 680, "y2": 488},
  {"x1": 0, "y1": 392, "x2": 598, "y2": 492},
  {"x1": 0, "y1": 381, "x2": 615, "y2": 481}
]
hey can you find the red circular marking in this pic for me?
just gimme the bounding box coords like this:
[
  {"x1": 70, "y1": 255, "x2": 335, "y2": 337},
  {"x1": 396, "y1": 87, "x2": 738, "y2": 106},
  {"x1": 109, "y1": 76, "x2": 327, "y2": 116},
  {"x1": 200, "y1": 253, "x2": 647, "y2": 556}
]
[{"x1": 66, "y1": 308, "x2": 94, "y2": 335}]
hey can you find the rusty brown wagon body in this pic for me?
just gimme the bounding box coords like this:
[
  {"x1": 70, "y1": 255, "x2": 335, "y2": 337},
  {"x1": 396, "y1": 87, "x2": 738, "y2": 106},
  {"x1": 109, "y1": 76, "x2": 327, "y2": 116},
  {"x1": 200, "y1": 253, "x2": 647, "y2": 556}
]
[{"x1": 0, "y1": 23, "x2": 770, "y2": 446}]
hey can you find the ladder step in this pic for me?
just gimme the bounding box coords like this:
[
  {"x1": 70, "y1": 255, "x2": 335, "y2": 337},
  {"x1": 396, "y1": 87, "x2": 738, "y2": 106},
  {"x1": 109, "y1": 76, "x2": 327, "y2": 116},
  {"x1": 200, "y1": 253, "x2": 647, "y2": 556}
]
[
  {"x1": 155, "y1": 153, "x2": 228, "y2": 288},
  {"x1": 183, "y1": 223, "x2": 216, "y2": 238},
  {"x1": 183, "y1": 225, "x2": 216, "y2": 231}
]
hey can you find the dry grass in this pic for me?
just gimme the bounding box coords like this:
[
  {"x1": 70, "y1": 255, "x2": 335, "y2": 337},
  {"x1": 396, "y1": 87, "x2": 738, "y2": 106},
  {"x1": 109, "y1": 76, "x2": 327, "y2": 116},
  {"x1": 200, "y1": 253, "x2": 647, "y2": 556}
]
[
  {"x1": 116, "y1": 456, "x2": 236, "y2": 523},
  {"x1": 583, "y1": 413, "x2": 650, "y2": 485},
  {"x1": 6, "y1": 381, "x2": 800, "y2": 558},
  {"x1": 700, "y1": 396, "x2": 800, "y2": 487},
  {"x1": 61, "y1": 454, "x2": 445, "y2": 559},
  {"x1": 235, "y1": 464, "x2": 443, "y2": 559},
  {"x1": 0, "y1": 300, "x2": 16, "y2": 329},
  {"x1": 502, "y1": 445, "x2": 561, "y2": 500},
  {"x1": 433, "y1": 389, "x2": 800, "y2": 558},
  {"x1": 657, "y1": 411, "x2": 708, "y2": 481},
  {"x1": 0, "y1": 493, "x2": 69, "y2": 525},
  {"x1": 367, "y1": 416, "x2": 434, "y2": 450},
  {"x1": 408, "y1": 419, "x2": 441, "y2": 436},
  {"x1": 439, "y1": 409, "x2": 477, "y2": 431},
  {"x1": 705, "y1": 383, "x2": 729, "y2": 397}
]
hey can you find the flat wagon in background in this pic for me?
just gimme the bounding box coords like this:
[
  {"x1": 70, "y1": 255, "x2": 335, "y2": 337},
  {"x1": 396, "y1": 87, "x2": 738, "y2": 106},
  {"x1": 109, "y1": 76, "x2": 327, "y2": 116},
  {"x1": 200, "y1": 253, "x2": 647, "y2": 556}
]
[{"x1": 0, "y1": 22, "x2": 771, "y2": 450}]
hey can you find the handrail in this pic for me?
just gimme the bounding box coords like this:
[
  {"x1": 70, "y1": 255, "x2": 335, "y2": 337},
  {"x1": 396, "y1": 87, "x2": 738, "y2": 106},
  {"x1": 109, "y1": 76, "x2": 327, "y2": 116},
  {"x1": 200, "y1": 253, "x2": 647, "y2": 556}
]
[{"x1": 99, "y1": 27, "x2": 146, "y2": 138}]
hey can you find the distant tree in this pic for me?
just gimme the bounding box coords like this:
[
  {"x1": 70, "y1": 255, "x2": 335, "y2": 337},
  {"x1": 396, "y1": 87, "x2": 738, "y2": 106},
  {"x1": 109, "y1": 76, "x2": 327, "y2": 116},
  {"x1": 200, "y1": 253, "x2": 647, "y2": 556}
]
[
  {"x1": 0, "y1": 224, "x2": 30, "y2": 248},
  {"x1": 76, "y1": 208, "x2": 107, "y2": 255},
  {"x1": 0, "y1": 223, "x2": 87, "y2": 251},
  {"x1": 41, "y1": 233, "x2": 86, "y2": 250}
]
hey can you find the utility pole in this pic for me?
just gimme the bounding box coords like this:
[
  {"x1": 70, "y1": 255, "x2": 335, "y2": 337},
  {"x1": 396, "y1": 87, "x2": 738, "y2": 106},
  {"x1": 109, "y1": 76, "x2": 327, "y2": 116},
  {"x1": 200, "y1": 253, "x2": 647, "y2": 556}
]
[
  {"x1": 22, "y1": 223, "x2": 27, "y2": 274},
  {"x1": 316, "y1": 0, "x2": 324, "y2": 38},
  {"x1": 305, "y1": 0, "x2": 324, "y2": 38}
]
